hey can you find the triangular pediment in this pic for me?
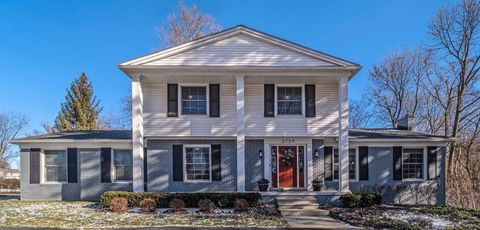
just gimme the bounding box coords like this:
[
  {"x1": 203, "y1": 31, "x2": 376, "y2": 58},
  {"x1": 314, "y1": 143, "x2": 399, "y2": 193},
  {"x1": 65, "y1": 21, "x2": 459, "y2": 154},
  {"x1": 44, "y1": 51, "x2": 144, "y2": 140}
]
[{"x1": 120, "y1": 26, "x2": 358, "y2": 68}]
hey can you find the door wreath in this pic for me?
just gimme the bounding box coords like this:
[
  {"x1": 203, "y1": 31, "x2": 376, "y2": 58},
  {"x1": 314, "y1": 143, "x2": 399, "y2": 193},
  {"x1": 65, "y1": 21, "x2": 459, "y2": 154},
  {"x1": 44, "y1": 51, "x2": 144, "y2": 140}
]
[{"x1": 281, "y1": 148, "x2": 295, "y2": 166}]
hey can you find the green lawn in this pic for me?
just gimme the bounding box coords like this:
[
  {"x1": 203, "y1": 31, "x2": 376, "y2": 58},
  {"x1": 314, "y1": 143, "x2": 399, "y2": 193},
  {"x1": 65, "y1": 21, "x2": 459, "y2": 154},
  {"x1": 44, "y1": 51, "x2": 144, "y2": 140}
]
[{"x1": 0, "y1": 200, "x2": 288, "y2": 229}]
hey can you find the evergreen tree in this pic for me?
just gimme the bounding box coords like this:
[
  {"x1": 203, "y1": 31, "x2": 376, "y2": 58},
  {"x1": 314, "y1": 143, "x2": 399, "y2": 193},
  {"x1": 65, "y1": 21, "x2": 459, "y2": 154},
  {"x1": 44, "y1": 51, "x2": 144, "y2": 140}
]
[{"x1": 54, "y1": 73, "x2": 102, "y2": 132}]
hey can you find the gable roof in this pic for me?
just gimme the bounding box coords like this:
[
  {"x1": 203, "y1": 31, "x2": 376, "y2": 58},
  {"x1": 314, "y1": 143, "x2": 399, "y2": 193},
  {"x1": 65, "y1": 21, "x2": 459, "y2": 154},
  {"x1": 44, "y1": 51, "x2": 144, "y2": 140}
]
[{"x1": 119, "y1": 25, "x2": 360, "y2": 68}]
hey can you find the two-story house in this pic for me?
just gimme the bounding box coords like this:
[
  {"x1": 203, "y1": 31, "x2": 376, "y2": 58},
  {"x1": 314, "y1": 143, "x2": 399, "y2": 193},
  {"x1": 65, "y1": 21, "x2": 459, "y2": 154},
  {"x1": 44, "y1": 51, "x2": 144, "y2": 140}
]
[{"x1": 12, "y1": 26, "x2": 450, "y2": 204}]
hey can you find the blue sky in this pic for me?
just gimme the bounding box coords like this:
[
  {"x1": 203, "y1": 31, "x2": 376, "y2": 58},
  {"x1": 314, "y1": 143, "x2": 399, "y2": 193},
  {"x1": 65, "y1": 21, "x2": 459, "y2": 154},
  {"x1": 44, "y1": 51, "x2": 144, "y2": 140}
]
[{"x1": 0, "y1": 0, "x2": 456, "y2": 134}]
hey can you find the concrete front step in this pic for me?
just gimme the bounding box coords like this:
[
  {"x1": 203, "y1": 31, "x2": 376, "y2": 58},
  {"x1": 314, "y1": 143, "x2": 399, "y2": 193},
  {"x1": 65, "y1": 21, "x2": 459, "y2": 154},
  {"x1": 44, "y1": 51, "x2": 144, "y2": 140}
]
[
  {"x1": 278, "y1": 204, "x2": 320, "y2": 209},
  {"x1": 277, "y1": 199, "x2": 317, "y2": 206},
  {"x1": 275, "y1": 196, "x2": 317, "y2": 201},
  {"x1": 279, "y1": 208, "x2": 330, "y2": 216}
]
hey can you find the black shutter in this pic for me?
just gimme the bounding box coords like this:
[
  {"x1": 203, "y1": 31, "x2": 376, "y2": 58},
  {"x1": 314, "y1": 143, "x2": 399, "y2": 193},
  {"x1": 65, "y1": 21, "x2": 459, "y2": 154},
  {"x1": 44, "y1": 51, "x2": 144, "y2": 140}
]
[
  {"x1": 209, "y1": 84, "x2": 220, "y2": 117},
  {"x1": 305, "y1": 84, "x2": 316, "y2": 117},
  {"x1": 67, "y1": 148, "x2": 78, "y2": 183},
  {"x1": 30, "y1": 148, "x2": 41, "y2": 184},
  {"x1": 144, "y1": 147, "x2": 148, "y2": 191},
  {"x1": 359, "y1": 146, "x2": 369, "y2": 181},
  {"x1": 100, "y1": 148, "x2": 112, "y2": 183},
  {"x1": 172, "y1": 145, "x2": 183, "y2": 181},
  {"x1": 393, "y1": 146, "x2": 403, "y2": 180},
  {"x1": 211, "y1": 144, "x2": 222, "y2": 181},
  {"x1": 167, "y1": 84, "x2": 178, "y2": 117},
  {"x1": 427, "y1": 146, "x2": 438, "y2": 180},
  {"x1": 264, "y1": 84, "x2": 275, "y2": 117},
  {"x1": 324, "y1": 146, "x2": 333, "y2": 181}
]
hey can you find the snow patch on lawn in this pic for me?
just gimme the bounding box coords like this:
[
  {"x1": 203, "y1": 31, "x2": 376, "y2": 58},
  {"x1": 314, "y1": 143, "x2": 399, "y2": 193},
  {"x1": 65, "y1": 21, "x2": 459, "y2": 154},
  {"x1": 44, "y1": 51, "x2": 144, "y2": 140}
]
[{"x1": 384, "y1": 210, "x2": 455, "y2": 229}]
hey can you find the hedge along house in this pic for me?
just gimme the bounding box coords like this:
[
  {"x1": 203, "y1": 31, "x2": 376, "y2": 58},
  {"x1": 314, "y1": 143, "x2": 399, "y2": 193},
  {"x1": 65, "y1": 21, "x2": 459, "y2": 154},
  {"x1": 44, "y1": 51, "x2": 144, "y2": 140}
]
[{"x1": 11, "y1": 26, "x2": 451, "y2": 204}]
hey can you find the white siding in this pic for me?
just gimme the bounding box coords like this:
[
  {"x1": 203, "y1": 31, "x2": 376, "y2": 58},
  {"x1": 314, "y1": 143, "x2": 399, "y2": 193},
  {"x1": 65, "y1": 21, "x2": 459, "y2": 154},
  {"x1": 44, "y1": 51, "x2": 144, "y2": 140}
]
[
  {"x1": 244, "y1": 84, "x2": 338, "y2": 137},
  {"x1": 146, "y1": 34, "x2": 334, "y2": 67},
  {"x1": 143, "y1": 84, "x2": 237, "y2": 137}
]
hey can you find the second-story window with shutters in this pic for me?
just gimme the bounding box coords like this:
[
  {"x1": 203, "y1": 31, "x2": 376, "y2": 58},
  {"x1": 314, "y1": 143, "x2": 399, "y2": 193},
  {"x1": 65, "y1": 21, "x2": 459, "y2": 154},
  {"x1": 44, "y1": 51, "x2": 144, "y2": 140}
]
[
  {"x1": 277, "y1": 87, "x2": 302, "y2": 115},
  {"x1": 181, "y1": 86, "x2": 207, "y2": 115}
]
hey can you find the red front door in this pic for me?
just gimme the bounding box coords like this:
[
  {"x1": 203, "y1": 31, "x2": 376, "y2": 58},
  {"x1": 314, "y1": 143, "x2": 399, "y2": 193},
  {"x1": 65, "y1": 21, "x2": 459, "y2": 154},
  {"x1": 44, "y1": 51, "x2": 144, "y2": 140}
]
[{"x1": 278, "y1": 146, "x2": 297, "y2": 187}]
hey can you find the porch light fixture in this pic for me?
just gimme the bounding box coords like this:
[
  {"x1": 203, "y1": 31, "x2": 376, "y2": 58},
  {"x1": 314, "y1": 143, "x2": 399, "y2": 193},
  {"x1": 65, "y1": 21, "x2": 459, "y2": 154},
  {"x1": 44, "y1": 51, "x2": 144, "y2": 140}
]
[
  {"x1": 259, "y1": 149, "x2": 263, "y2": 158},
  {"x1": 314, "y1": 149, "x2": 320, "y2": 158}
]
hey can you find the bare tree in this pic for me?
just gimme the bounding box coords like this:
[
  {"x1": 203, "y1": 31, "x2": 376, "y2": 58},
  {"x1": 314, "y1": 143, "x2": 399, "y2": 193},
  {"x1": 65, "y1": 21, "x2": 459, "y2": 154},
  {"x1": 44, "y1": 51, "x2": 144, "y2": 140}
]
[
  {"x1": 0, "y1": 112, "x2": 28, "y2": 169},
  {"x1": 349, "y1": 99, "x2": 373, "y2": 128},
  {"x1": 367, "y1": 49, "x2": 430, "y2": 128},
  {"x1": 428, "y1": 0, "x2": 480, "y2": 173},
  {"x1": 157, "y1": 1, "x2": 221, "y2": 47}
]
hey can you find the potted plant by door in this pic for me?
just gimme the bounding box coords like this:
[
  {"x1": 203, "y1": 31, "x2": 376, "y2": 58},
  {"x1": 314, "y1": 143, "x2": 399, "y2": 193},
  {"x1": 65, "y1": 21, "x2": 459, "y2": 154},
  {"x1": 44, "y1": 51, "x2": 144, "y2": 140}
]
[
  {"x1": 257, "y1": 178, "x2": 270, "y2": 191},
  {"x1": 312, "y1": 177, "x2": 323, "y2": 191}
]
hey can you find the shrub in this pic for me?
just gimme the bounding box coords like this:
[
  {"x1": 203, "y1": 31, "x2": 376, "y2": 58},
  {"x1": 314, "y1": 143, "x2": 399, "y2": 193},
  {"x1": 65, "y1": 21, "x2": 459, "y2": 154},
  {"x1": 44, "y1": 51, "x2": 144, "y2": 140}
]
[
  {"x1": 234, "y1": 198, "x2": 248, "y2": 212},
  {"x1": 100, "y1": 191, "x2": 262, "y2": 208},
  {"x1": 139, "y1": 198, "x2": 157, "y2": 213},
  {"x1": 110, "y1": 197, "x2": 128, "y2": 213},
  {"x1": 340, "y1": 193, "x2": 362, "y2": 208},
  {"x1": 340, "y1": 192, "x2": 382, "y2": 208},
  {"x1": 169, "y1": 198, "x2": 185, "y2": 211},
  {"x1": 198, "y1": 199, "x2": 216, "y2": 213}
]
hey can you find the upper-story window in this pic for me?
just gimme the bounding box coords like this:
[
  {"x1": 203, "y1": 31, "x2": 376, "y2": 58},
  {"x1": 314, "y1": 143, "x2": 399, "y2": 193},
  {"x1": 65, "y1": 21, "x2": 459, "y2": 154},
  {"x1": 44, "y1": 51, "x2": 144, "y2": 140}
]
[
  {"x1": 333, "y1": 148, "x2": 357, "y2": 180},
  {"x1": 44, "y1": 150, "x2": 67, "y2": 182},
  {"x1": 402, "y1": 148, "x2": 424, "y2": 180},
  {"x1": 181, "y1": 86, "x2": 207, "y2": 115},
  {"x1": 113, "y1": 150, "x2": 133, "y2": 181},
  {"x1": 277, "y1": 87, "x2": 302, "y2": 115}
]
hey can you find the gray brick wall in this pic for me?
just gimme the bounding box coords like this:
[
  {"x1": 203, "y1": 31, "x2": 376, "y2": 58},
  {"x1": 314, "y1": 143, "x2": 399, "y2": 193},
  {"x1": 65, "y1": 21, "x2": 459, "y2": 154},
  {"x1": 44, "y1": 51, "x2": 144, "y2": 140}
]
[
  {"x1": 146, "y1": 140, "x2": 237, "y2": 192},
  {"x1": 20, "y1": 150, "x2": 81, "y2": 200},
  {"x1": 323, "y1": 146, "x2": 446, "y2": 205},
  {"x1": 312, "y1": 139, "x2": 324, "y2": 180},
  {"x1": 20, "y1": 149, "x2": 131, "y2": 201},
  {"x1": 245, "y1": 140, "x2": 264, "y2": 191},
  {"x1": 79, "y1": 150, "x2": 132, "y2": 201}
]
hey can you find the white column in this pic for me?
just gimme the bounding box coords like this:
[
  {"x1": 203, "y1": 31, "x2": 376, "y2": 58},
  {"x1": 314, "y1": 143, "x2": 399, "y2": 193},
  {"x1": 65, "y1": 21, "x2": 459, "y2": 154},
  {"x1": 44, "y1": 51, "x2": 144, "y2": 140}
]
[
  {"x1": 338, "y1": 77, "x2": 350, "y2": 192},
  {"x1": 263, "y1": 143, "x2": 271, "y2": 189},
  {"x1": 132, "y1": 75, "x2": 144, "y2": 192},
  {"x1": 236, "y1": 75, "x2": 246, "y2": 192},
  {"x1": 306, "y1": 143, "x2": 313, "y2": 191}
]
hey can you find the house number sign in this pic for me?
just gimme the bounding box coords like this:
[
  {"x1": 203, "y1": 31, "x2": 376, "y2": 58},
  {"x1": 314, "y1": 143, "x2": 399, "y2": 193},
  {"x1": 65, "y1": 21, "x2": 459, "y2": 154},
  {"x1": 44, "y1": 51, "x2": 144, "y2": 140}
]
[{"x1": 281, "y1": 139, "x2": 295, "y2": 144}]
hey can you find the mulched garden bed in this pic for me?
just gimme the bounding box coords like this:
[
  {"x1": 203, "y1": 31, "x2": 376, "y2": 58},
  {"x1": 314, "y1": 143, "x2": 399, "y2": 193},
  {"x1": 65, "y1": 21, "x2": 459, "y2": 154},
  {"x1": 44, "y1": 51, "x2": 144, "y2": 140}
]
[{"x1": 324, "y1": 204, "x2": 480, "y2": 229}]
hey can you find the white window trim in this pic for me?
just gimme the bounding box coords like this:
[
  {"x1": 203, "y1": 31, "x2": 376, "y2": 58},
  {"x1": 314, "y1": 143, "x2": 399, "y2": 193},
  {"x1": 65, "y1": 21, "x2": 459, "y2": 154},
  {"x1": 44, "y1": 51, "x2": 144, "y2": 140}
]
[
  {"x1": 178, "y1": 84, "x2": 209, "y2": 117},
  {"x1": 112, "y1": 149, "x2": 133, "y2": 183},
  {"x1": 401, "y1": 147, "x2": 427, "y2": 182},
  {"x1": 275, "y1": 84, "x2": 305, "y2": 117},
  {"x1": 183, "y1": 144, "x2": 212, "y2": 182},
  {"x1": 332, "y1": 148, "x2": 359, "y2": 182},
  {"x1": 41, "y1": 149, "x2": 68, "y2": 184}
]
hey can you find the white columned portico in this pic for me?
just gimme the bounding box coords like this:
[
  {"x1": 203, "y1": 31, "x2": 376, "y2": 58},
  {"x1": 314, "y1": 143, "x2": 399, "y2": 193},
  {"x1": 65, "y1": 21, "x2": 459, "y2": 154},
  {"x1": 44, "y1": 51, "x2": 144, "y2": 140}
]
[
  {"x1": 132, "y1": 75, "x2": 144, "y2": 192},
  {"x1": 306, "y1": 143, "x2": 313, "y2": 190},
  {"x1": 338, "y1": 77, "x2": 350, "y2": 192},
  {"x1": 236, "y1": 75, "x2": 246, "y2": 192}
]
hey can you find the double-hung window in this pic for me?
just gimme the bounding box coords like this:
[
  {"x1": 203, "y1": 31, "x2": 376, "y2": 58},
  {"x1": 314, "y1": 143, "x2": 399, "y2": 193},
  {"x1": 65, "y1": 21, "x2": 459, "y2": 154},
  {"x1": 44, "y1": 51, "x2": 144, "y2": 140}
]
[
  {"x1": 181, "y1": 86, "x2": 207, "y2": 115},
  {"x1": 113, "y1": 150, "x2": 133, "y2": 181},
  {"x1": 402, "y1": 148, "x2": 424, "y2": 180},
  {"x1": 333, "y1": 148, "x2": 357, "y2": 180},
  {"x1": 277, "y1": 87, "x2": 302, "y2": 115},
  {"x1": 184, "y1": 145, "x2": 211, "y2": 181},
  {"x1": 44, "y1": 150, "x2": 67, "y2": 182}
]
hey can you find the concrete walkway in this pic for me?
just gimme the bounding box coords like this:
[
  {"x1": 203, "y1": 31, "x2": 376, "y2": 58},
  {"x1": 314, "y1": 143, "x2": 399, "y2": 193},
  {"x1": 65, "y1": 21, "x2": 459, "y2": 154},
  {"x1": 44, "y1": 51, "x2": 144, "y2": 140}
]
[{"x1": 284, "y1": 215, "x2": 353, "y2": 229}]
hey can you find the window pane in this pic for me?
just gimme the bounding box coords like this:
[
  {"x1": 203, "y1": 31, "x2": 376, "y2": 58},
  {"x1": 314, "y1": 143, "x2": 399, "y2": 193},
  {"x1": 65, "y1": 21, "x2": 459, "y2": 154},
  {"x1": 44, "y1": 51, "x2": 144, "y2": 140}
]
[
  {"x1": 185, "y1": 147, "x2": 210, "y2": 181},
  {"x1": 333, "y1": 149, "x2": 356, "y2": 180},
  {"x1": 114, "y1": 150, "x2": 132, "y2": 165},
  {"x1": 402, "y1": 148, "x2": 424, "y2": 179},
  {"x1": 44, "y1": 150, "x2": 67, "y2": 182},
  {"x1": 114, "y1": 150, "x2": 132, "y2": 181},
  {"x1": 181, "y1": 87, "x2": 207, "y2": 115},
  {"x1": 277, "y1": 87, "x2": 302, "y2": 115},
  {"x1": 115, "y1": 166, "x2": 133, "y2": 181}
]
